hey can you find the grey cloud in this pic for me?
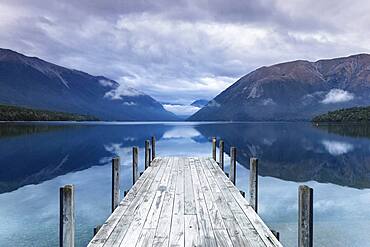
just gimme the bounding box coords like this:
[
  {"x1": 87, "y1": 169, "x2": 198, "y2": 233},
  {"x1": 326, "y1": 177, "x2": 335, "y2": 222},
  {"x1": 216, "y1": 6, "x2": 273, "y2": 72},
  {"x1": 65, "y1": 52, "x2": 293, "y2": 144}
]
[{"x1": 0, "y1": 0, "x2": 369, "y2": 104}]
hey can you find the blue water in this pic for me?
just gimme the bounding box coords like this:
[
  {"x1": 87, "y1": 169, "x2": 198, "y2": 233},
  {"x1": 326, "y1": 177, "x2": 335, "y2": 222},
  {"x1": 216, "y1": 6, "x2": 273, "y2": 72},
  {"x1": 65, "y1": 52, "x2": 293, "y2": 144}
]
[{"x1": 0, "y1": 122, "x2": 370, "y2": 246}]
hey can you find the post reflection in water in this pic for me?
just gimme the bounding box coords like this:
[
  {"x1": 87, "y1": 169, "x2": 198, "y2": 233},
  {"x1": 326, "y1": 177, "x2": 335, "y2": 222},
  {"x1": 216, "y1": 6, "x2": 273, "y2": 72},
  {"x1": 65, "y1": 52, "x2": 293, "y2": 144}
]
[{"x1": 0, "y1": 122, "x2": 370, "y2": 247}]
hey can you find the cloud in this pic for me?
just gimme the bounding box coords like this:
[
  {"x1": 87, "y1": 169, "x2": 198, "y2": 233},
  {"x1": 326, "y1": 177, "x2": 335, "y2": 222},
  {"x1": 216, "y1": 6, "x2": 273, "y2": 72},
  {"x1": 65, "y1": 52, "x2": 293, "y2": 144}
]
[
  {"x1": 322, "y1": 140, "x2": 354, "y2": 155},
  {"x1": 104, "y1": 84, "x2": 144, "y2": 99},
  {"x1": 262, "y1": 98, "x2": 276, "y2": 106},
  {"x1": 122, "y1": 101, "x2": 137, "y2": 106},
  {"x1": 98, "y1": 79, "x2": 115, "y2": 87},
  {"x1": 163, "y1": 104, "x2": 200, "y2": 116},
  {"x1": 0, "y1": 0, "x2": 369, "y2": 104},
  {"x1": 206, "y1": 100, "x2": 221, "y2": 108},
  {"x1": 162, "y1": 127, "x2": 201, "y2": 139},
  {"x1": 321, "y1": 89, "x2": 354, "y2": 104}
]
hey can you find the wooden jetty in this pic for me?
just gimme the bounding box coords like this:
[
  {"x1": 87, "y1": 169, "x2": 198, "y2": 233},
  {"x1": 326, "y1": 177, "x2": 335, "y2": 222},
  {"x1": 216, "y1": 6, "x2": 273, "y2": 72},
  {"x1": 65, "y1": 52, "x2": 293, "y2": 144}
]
[{"x1": 60, "y1": 137, "x2": 314, "y2": 247}]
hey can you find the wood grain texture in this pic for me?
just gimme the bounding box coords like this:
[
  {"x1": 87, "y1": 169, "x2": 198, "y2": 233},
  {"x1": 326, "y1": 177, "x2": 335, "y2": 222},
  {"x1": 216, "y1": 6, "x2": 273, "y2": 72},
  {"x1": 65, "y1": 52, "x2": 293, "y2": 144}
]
[
  {"x1": 229, "y1": 147, "x2": 236, "y2": 185},
  {"x1": 151, "y1": 136, "x2": 156, "y2": 160},
  {"x1": 60, "y1": 184, "x2": 74, "y2": 247},
  {"x1": 112, "y1": 157, "x2": 120, "y2": 213},
  {"x1": 212, "y1": 137, "x2": 217, "y2": 161},
  {"x1": 87, "y1": 157, "x2": 282, "y2": 247},
  {"x1": 249, "y1": 158, "x2": 258, "y2": 212},
  {"x1": 132, "y1": 147, "x2": 139, "y2": 185},
  {"x1": 145, "y1": 140, "x2": 150, "y2": 169},
  {"x1": 219, "y1": 140, "x2": 224, "y2": 170},
  {"x1": 298, "y1": 185, "x2": 313, "y2": 247}
]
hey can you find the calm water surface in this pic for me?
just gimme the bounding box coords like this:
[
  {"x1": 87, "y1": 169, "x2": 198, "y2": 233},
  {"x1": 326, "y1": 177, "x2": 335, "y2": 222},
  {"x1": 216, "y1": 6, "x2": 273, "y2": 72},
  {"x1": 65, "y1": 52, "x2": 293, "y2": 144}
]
[{"x1": 0, "y1": 122, "x2": 370, "y2": 246}]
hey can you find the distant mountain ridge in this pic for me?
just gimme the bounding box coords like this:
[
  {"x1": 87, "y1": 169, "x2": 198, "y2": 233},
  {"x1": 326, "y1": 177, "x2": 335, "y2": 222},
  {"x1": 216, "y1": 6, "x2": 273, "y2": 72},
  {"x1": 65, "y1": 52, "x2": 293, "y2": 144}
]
[
  {"x1": 189, "y1": 54, "x2": 370, "y2": 121},
  {"x1": 191, "y1": 99, "x2": 209, "y2": 108},
  {"x1": 0, "y1": 48, "x2": 177, "y2": 121}
]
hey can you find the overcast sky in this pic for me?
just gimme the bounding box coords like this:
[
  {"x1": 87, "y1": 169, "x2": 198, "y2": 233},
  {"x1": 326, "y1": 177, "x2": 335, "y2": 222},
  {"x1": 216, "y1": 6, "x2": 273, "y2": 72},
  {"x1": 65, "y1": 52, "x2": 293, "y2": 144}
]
[{"x1": 0, "y1": 0, "x2": 369, "y2": 106}]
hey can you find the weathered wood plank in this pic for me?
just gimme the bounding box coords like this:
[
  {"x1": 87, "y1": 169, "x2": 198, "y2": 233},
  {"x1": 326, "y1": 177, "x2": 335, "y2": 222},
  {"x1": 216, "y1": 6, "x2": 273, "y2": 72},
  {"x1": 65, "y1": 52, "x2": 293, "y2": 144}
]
[
  {"x1": 189, "y1": 158, "x2": 217, "y2": 247},
  {"x1": 88, "y1": 158, "x2": 163, "y2": 247},
  {"x1": 200, "y1": 159, "x2": 256, "y2": 246},
  {"x1": 143, "y1": 157, "x2": 175, "y2": 229},
  {"x1": 152, "y1": 158, "x2": 179, "y2": 246},
  {"x1": 184, "y1": 215, "x2": 198, "y2": 247},
  {"x1": 89, "y1": 157, "x2": 282, "y2": 247},
  {"x1": 170, "y1": 158, "x2": 185, "y2": 247},
  {"x1": 213, "y1": 230, "x2": 233, "y2": 247},
  {"x1": 135, "y1": 228, "x2": 156, "y2": 247},
  {"x1": 98, "y1": 161, "x2": 165, "y2": 246},
  {"x1": 195, "y1": 158, "x2": 225, "y2": 230},
  {"x1": 184, "y1": 158, "x2": 196, "y2": 215},
  {"x1": 206, "y1": 158, "x2": 282, "y2": 247},
  {"x1": 117, "y1": 158, "x2": 172, "y2": 247}
]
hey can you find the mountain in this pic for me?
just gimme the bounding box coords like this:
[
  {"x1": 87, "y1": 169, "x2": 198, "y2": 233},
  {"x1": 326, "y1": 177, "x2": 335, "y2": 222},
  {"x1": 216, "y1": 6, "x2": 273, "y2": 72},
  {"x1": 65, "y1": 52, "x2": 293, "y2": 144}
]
[
  {"x1": 0, "y1": 48, "x2": 177, "y2": 121},
  {"x1": 190, "y1": 99, "x2": 209, "y2": 108},
  {"x1": 189, "y1": 54, "x2": 370, "y2": 121}
]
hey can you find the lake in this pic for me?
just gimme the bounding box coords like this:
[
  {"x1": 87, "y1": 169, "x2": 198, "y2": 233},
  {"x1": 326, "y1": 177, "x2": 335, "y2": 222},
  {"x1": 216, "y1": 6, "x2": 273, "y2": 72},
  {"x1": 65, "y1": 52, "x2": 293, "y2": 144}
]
[{"x1": 0, "y1": 121, "x2": 370, "y2": 246}]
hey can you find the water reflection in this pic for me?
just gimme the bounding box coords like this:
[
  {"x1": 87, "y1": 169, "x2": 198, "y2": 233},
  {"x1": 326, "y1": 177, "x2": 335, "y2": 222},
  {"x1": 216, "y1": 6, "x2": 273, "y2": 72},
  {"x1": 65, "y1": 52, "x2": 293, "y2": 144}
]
[
  {"x1": 1, "y1": 122, "x2": 370, "y2": 246},
  {"x1": 321, "y1": 140, "x2": 354, "y2": 155},
  {"x1": 316, "y1": 123, "x2": 370, "y2": 139},
  {"x1": 0, "y1": 123, "x2": 171, "y2": 193},
  {"x1": 195, "y1": 122, "x2": 370, "y2": 189},
  {"x1": 2, "y1": 122, "x2": 370, "y2": 191}
]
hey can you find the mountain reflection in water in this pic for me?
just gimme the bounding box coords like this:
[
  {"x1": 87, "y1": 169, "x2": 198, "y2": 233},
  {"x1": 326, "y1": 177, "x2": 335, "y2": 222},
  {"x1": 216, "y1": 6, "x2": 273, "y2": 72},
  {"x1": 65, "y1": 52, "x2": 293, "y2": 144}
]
[
  {"x1": 195, "y1": 122, "x2": 370, "y2": 189},
  {"x1": 1, "y1": 122, "x2": 370, "y2": 193},
  {"x1": 1, "y1": 122, "x2": 370, "y2": 247}
]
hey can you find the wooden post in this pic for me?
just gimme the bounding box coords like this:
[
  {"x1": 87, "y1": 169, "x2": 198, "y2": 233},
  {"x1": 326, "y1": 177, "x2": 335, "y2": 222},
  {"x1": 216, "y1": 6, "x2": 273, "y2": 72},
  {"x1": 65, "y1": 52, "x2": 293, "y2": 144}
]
[
  {"x1": 229, "y1": 147, "x2": 236, "y2": 185},
  {"x1": 151, "y1": 136, "x2": 156, "y2": 160},
  {"x1": 240, "y1": 190, "x2": 245, "y2": 197},
  {"x1": 249, "y1": 158, "x2": 258, "y2": 212},
  {"x1": 93, "y1": 225, "x2": 102, "y2": 236},
  {"x1": 298, "y1": 185, "x2": 313, "y2": 247},
  {"x1": 59, "y1": 184, "x2": 74, "y2": 247},
  {"x1": 212, "y1": 137, "x2": 217, "y2": 161},
  {"x1": 112, "y1": 157, "x2": 120, "y2": 213},
  {"x1": 132, "y1": 146, "x2": 138, "y2": 185},
  {"x1": 145, "y1": 140, "x2": 150, "y2": 169},
  {"x1": 149, "y1": 148, "x2": 152, "y2": 164},
  {"x1": 271, "y1": 230, "x2": 280, "y2": 241},
  {"x1": 219, "y1": 140, "x2": 224, "y2": 170}
]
